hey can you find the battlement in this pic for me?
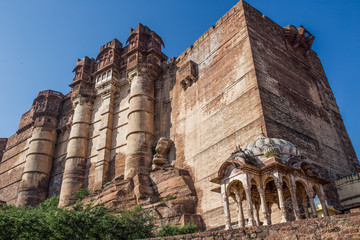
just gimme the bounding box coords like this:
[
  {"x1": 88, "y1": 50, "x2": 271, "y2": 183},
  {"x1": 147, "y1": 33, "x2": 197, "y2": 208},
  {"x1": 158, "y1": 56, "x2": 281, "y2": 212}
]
[{"x1": 99, "y1": 38, "x2": 122, "y2": 52}]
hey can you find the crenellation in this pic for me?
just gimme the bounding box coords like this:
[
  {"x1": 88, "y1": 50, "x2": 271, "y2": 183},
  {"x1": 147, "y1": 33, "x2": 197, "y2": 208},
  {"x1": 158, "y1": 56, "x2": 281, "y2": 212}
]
[{"x1": 0, "y1": 0, "x2": 358, "y2": 230}]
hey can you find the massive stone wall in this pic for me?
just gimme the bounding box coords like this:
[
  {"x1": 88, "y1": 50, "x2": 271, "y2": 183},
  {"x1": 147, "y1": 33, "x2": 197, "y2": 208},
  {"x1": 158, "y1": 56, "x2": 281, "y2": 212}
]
[
  {"x1": 336, "y1": 173, "x2": 360, "y2": 210},
  {"x1": 242, "y1": 2, "x2": 360, "y2": 207},
  {"x1": 165, "y1": 1, "x2": 264, "y2": 229},
  {"x1": 0, "y1": 0, "x2": 358, "y2": 230},
  {"x1": 143, "y1": 212, "x2": 360, "y2": 240}
]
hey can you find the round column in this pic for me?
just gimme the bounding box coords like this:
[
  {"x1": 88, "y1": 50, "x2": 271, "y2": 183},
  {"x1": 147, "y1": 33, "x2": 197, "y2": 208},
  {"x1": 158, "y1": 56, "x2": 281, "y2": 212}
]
[
  {"x1": 221, "y1": 183, "x2": 232, "y2": 230},
  {"x1": 125, "y1": 69, "x2": 155, "y2": 179},
  {"x1": 307, "y1": 189, "x2": 318, "y2": 218},
  {"x1": 289, "y1": 179, "x2": 301, "y2": 221},
  {"x1": 319, "y1": 186, "x2": 329, "y2": 217},
  {"x1": 275, "y1": 180, "x2": 288, "y2": 223},
  {"x1": 258, "y1": 188, "x2": 269, "y2": 225},
  {"x1": 235, "y1": 193, "x2": 245, "y2": 228},
  {"x1": 17, "y1": 127, "x2": 57, "y2": 206},
  {"x1": 58, "y1": 96, "x2": 93, "y2": 208},
  {"x1": 244, "y1": 183, "x2": 256, "y2": 226}
]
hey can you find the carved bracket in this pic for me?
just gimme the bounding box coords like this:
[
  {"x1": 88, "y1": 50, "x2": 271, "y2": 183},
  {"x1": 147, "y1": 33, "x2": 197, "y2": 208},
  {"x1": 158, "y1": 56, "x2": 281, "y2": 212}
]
[{"x1": 177, "y1": 60, "x2": 198, "y2": 90}]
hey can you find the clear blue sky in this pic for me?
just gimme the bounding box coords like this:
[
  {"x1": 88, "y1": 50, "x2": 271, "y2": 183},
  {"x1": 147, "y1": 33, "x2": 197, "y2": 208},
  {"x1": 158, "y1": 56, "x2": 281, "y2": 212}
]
[{"x1": 0, "y1": 0, "x2": 359, "y2": 157}]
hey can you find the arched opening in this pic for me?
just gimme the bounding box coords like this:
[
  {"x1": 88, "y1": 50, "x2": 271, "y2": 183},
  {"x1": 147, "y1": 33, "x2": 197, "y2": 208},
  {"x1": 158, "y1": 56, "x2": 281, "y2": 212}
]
[
  {"x1": 281, "y1": 176, "x2": 295, "y2": 221},
  {"x1": 264, "y1": 176, "x2": 290, "y2": 224},
  {"x1": 227, "y1": 180, "x2": 246, "y2": 228},
  {"x1": 295, "y1": 180, "x2": 310, "y2": 219},
  {"x1": 250, "y1": 179, "x2": 261, "y2": 226},
  {"x1": 264, "y1": 177, "x2": 278, "y2": 224}
]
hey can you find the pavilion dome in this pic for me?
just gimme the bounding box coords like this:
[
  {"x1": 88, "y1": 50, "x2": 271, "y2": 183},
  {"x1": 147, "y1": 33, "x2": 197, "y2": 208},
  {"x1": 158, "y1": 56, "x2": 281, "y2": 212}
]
[{"x1": 242, "y1": 134, "x2": 301, "y2": 163}]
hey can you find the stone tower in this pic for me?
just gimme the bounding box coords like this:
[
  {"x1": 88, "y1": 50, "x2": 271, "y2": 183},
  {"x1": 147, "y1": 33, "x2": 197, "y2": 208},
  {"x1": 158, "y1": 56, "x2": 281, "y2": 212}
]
[
  {"x1": 17, "y1": 90, "x2": 63, "y2": 206},
  {"x1": 0, "y1": 0, "x2": 358, "y2": 230}
]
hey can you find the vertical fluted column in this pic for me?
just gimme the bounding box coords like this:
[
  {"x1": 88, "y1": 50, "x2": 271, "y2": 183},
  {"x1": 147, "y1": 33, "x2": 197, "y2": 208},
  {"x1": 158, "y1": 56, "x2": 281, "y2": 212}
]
[
  {"x1": 308, "y1": 188, "x2": 318, "y2": 218},
  {"x1": 319, "y1": 186, "x2": 329, "y2": 217},
  {"x1": 258, "y1": 188, "x2": 269, "y2": 225},
  {"x1": 235, "y1": 193, "x2": 245, "y2": 228},
  {"x1": 125, "y1": 69, "x2": 155, "y2": 179},
  {"x1": 221, "y1": 184, "x2": 232, "y2": 230},
  {"x1": 58, "y1": 96, "x2": 93, "y2": 207},
  {"x1": 17, "y1": 127, "x2": 57, "y2": 206},
  {"x1": 275, "y1": 180, "x2": 287, "y2": 223},
  {"x1": 94, "y1": 92, "x2": 114, "y2": 190}
]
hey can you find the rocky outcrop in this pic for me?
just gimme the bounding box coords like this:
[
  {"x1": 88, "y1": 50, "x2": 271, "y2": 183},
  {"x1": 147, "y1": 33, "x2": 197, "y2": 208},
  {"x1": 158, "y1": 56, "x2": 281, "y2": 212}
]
[{"x1": 82, "y1": 167, "x2": 203, "y2": 229}]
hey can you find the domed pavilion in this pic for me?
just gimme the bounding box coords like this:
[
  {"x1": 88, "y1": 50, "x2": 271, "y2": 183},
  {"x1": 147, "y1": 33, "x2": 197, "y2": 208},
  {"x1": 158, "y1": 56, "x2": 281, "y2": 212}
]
[{"x1": 210, "y1": 133, "x2": 330, "y2": 229}]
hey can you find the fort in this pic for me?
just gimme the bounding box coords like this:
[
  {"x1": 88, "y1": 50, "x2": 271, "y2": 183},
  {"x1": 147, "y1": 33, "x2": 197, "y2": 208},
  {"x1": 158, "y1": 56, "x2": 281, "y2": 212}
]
[{"x1": 0, "y1": 0, "x2": 359, "y2": 231}]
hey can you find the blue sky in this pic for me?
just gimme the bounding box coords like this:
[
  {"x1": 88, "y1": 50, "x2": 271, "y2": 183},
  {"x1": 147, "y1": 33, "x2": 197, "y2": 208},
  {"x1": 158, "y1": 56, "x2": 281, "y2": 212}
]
[{"x1": 0, "y1": 0, "x2": 359, "y2": 157}]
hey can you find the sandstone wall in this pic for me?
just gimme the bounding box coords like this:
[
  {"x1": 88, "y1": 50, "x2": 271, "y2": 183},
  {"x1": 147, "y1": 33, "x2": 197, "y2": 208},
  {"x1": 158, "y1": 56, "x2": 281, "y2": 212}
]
[
  {"x1": 0, "y1": 129, "x2": 32, "y2": 204},
  {"x1": 143, "y1": 212, "x2": 360, "y2": 240},
  {"x1": 336, "y1": 173, "x2": 360, "y2": 210},
  {"x1": 84, "y1": 82, "x2": 130, "y2": 189},
  {"x1": 164, "y1": 1, "x2": 265, "y2": 229},
  {"x1": 242, "y1": 2, "x2": 359, "y2": 207}
]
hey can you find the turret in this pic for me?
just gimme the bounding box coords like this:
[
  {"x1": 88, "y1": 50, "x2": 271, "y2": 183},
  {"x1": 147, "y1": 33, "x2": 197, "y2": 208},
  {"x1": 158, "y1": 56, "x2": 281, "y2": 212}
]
[
  {"x1": 124, "y1": 23, "x2": 167, "y2": 201},
  {"x1": 17, "y1": 90, "x2": 63, "y2": 206},
  {"x1": 69, "y1": 56, "x2": 95, "y2": 97},
  {"x1": 58, "y1": 57, "x2": 95, "y2": 207}
]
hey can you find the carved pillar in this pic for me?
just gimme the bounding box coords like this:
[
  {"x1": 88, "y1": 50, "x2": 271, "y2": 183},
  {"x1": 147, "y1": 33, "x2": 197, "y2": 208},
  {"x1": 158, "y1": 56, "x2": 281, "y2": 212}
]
[
  {"x1": 94, "y1": 86, "x2": 116, "y2": 190},
  {"x1": 17, "y1": 127, "x2": 57, "y2": 206},
  {"x1": 234, "y1": 193, "x2": 245, "y2": 228},
  {"x1": 307, "y1": 188, "x2": 318, "y2": 218},
  {"x1": 244, "y1": 175, "x2": 256, "y2": 226},
  {"x1": 275, "y1": 179, "x2": 287, "y2": 223},
  {"x1": 319, "y1": 186, "x2": 329, "y2": 217},
  {"x1": 258, "y1": 188, "x2": 269, "y2": 225},
  {"x1": 289, "y1": 178, "x2": 300, "y2": 220},
  {"x1": 301, "y1": 197, "x2": 310, "y2": 219},
  {"x1": 254, "y1": 205, "x2": 260, "y2": 226},
  {"x1": 59, "y1": 95, "x2": 93, "y2": 208},
  {"x1": 221, "y1": 184, "x2": 232, "y2": 230}
]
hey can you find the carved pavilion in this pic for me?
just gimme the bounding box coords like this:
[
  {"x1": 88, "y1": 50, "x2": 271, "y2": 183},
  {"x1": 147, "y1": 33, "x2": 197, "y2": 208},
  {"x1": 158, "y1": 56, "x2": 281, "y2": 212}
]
[{"x1": 211, "y1": 133, "x2": 330, "y2": 229}]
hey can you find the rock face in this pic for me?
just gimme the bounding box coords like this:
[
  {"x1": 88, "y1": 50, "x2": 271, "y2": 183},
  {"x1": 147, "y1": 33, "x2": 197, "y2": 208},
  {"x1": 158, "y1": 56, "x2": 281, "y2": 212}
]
[{"x1": 0, "y1": 0, "x2": 358, "y2": 230}]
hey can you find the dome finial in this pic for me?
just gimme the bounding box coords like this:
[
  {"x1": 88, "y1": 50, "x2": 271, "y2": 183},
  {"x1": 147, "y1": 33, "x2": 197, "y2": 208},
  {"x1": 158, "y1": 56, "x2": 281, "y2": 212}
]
[{"x1": 264, "y1": 139, "x2": 280, "y2": 158}]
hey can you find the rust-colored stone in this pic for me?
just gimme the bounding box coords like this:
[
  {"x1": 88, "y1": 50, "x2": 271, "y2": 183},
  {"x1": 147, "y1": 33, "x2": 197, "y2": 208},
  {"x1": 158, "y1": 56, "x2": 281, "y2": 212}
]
[{"x1": 0, "y1": 0, "x2": 358, "y2": 231}]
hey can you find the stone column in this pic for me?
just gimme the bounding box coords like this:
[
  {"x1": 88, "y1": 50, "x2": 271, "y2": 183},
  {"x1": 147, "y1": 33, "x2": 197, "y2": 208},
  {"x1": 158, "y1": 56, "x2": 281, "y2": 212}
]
[
  {"x1": 58, "y1": 96, "x2": 93, "y2": 208},
  {"x1": 301, "y1": 197, "x2": 310, "y2": 219},
  {"x1": 254, "y1": 205, "x2": 260, "y2": 226},
  {"x1": 125, "y1": 67, "x2": 157, "y2": 200},
  {"x1": 289, "y1": 179, "x2": 301, "y2": 220},
  {"x1": 244, "y1": 182, "x2": 256, "y2": 226},
  {"x1": 221, "y1": 184, "x2": 232, "y2": 230},
  {"x1": 125, "y1": 69, "x2": 155, "y2": 179},
  {"x1": 258, "y1": 188, "x2": 269, "y2": 225},
  {"x1": 319, "y1": 186, "x2": 329, "y2": 217},
  {"x1": 308, "y1": 189, "x2": 318, "y2": 218},
  {"x1": 275, "y1": 180, "x2": 287, "y2": 223},
  {"x1": 17, "y1": 127, "x2": 57, "y2": 206},
  {"x1": 235, "y1": 193, "x2": 245, "y2": 228},
  {"x1": 94, "y1": 91, "x2": 115, "y2": 190}
]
